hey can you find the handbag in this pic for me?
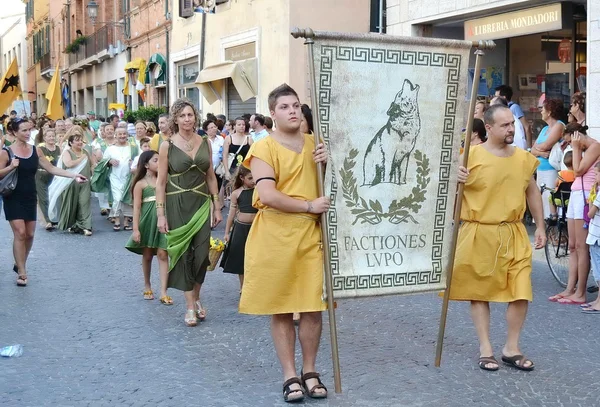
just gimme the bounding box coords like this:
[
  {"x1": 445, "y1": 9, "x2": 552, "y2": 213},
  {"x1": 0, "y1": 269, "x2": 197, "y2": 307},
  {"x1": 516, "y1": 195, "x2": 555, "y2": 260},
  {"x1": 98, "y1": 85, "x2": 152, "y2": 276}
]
[
  {"x1": 0, "y1": 147, "x2": 18, "y2": 197},
  {"x1": 219, "y1": 136, "x2": 246, "y2": 175},
  {"x1": 582, "y1": 177, "x2": 591, "y2": 224}
]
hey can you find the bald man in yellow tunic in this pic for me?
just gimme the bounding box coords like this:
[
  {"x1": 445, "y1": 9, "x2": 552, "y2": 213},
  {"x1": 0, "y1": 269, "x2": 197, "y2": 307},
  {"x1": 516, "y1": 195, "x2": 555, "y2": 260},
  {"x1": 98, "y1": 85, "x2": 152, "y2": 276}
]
[{"x1": 450, "y1": 104, "x2": 546, "y2": 372}]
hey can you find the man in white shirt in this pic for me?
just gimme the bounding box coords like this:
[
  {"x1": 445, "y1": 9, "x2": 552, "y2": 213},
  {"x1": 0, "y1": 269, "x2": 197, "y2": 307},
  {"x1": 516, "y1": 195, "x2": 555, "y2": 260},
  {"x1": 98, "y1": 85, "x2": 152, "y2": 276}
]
[
  {"x1": 249, "y1": 113, "x2": 269, "y2": 142},
  {"x1": 495, "y1": 85, "x2": 532, "y2": 148},
  {"x1": 490, "y1": 96, "x2": 527, "y2": 150}
]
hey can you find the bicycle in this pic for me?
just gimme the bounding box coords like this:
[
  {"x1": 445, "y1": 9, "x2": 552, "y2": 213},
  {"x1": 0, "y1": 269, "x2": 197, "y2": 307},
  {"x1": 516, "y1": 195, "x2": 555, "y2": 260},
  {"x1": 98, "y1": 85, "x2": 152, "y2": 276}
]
[{"x1": 540, "y1": 184, "x2": 570, "y2": 287}]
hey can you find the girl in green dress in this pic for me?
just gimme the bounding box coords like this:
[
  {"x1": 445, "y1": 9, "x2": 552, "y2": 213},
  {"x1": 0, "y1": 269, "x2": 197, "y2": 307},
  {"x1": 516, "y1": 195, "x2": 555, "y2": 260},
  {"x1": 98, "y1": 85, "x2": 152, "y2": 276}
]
[
  {"x1": 36, "y1": 128, "x2": 61, "y2": 230},
  {"x1": 125, "y1": 150, "x2": 172, "y2": 305}
]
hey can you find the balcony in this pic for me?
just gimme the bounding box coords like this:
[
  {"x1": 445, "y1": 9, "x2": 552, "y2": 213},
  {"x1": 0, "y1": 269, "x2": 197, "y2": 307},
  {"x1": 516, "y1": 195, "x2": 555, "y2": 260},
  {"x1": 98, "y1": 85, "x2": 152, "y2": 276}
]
[
  {"x1": 85, "y1": 25, "x2": 113, "y2": 60},
  {"x1": 68, "y1": 25, "x2": 123, "y2": 72},
  {"x1": 69, "y1": 45, "x2": 87, "y2": 71},
  {"x1": 40, "y1": 52, "x2": 51, "y2": 74}
]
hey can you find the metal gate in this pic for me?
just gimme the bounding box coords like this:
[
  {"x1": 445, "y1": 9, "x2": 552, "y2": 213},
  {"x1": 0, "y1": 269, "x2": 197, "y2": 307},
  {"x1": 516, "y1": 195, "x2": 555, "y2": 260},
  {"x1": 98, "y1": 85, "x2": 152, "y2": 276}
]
[{"x1": 227, "y1": 78, "x2": 255, "y2": 119}]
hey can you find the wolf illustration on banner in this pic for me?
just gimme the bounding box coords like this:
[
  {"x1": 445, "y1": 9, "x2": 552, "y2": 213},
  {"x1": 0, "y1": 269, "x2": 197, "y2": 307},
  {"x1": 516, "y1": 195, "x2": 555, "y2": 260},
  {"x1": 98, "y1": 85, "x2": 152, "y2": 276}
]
[
  {"x1": 363, "y1": 79, "x2": 421, "y2": 186},
  {"x1": 310, "y1": 35, "x2": 471, "y2": 299}
]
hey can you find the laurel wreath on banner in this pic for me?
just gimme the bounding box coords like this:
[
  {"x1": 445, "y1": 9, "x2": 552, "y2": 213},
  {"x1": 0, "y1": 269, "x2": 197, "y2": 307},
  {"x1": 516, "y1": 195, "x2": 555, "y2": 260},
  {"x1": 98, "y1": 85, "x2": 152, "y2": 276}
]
[{"x1": 339, "y1": 148, "x2": 430, "y2": 225}]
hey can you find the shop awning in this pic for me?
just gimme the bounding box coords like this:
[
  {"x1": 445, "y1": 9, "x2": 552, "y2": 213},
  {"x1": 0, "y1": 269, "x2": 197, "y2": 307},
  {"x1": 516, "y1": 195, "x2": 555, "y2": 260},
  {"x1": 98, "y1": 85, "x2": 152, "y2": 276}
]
[
  {"x1": 109, "y1": 103, "x2": 126, "y2": 110},
  {"x1": 145, "y1": 53, "x2": 166, "y2": 84},
  {"x1": 124, "y1": 58, "x2": 146, "y2": 72},
  {"x1": 124, "y1": 58, "x2": 147, "y2": 96},
  {"x1": 195, "y1": 58, "x2": 257, "y2": 104}
]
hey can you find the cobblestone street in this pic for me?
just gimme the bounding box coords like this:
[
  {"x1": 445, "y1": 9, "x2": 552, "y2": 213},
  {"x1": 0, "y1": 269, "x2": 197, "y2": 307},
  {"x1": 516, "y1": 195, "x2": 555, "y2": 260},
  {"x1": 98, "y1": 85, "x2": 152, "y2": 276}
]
[{"x1": 1, "y1": 205, "x2": 599, "y2": 407}]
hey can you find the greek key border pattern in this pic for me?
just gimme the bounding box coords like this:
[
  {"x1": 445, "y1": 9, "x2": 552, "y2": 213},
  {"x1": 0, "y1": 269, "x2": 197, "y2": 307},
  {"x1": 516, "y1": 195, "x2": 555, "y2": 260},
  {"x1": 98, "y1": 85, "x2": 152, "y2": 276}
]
[{"x1": 318, "y1": 45, "x2": 462, "y2": 291}]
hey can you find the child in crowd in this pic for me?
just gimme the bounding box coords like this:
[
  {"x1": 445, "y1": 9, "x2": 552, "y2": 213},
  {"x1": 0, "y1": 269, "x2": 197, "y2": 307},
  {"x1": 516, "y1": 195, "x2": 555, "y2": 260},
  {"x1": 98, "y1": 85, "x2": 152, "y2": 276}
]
[
  {"x1": 549, "y1": 151, "x2": 575, "y2": 221},
  {"x1": 131, "y1": 137, "x2": 151, "y2": 171},
  {"x1": 221, "y1": 165, "x2": 256, "y2": 291},
  {"x1": 584, "y1": 161, "x2": 600, "y2": 313},
  {"x1": 125, "y1": 150, "x2": 172, "y2": 305}
]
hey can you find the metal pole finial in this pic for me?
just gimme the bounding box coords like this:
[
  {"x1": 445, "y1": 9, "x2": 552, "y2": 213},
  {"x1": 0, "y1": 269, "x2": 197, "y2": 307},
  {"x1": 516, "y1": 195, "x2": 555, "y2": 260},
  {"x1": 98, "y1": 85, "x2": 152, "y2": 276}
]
[{"x1": 291, "y1": 27, "x2": 315, "y2": 40}]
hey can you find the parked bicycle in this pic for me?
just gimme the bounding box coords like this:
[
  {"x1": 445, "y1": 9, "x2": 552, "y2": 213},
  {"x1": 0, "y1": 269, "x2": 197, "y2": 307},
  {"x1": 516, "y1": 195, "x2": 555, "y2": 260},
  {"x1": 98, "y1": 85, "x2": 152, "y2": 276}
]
[{"x1": 540, "y1": 183, "x2": 570, "y2": 287}]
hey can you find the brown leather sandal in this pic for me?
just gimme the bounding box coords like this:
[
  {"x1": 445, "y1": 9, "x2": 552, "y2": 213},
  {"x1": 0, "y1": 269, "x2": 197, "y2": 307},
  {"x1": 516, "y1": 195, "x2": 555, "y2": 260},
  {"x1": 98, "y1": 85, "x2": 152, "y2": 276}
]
[
  {"x1": 478, "y1": 356, "x2": 499, "y2": 371},
  {"x1": 282, "y1": 377, "x2": 305, "y2": 403},
  {"x1": 300, "y1": 371, "x2": 328, "y2": 399}
]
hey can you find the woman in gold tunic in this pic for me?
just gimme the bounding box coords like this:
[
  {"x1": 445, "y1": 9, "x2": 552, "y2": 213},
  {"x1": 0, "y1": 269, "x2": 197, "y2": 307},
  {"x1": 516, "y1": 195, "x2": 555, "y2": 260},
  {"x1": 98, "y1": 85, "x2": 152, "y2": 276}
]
[
  {"x1": 240, "y1": 85, "x2": 330, "y2": 402},
  {"x1": 156, "y1": 98, "x2": 222, "y2": 327}
]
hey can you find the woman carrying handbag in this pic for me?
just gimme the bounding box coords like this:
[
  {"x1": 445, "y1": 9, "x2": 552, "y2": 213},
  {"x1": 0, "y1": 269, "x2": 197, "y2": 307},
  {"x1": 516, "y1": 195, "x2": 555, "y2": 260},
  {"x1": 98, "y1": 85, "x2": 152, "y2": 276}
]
[{"x1": 0, "y1": 119, "x2": 87, "y2": 286}]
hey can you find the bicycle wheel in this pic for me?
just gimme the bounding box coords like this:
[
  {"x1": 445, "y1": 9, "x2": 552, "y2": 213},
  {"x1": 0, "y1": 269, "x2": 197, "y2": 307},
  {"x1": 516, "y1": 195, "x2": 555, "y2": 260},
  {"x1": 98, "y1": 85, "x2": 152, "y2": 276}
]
[{"x1": 545, "y1": 223, "x2": 569, "y2": 287}]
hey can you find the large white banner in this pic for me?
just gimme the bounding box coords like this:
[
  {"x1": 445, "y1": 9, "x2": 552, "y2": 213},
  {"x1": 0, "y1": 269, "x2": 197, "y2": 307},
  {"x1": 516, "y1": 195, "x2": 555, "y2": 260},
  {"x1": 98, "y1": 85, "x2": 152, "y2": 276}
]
[{"x1": 312, "y1": 33, "x2": 472, "y2": 299}]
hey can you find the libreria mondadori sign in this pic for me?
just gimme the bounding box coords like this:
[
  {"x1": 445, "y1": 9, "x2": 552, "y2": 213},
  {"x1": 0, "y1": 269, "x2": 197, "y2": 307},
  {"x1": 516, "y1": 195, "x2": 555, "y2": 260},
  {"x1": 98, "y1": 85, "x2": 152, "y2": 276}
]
[{"x1": 464, "y1": 3, "x2": 567, "y2": 41}]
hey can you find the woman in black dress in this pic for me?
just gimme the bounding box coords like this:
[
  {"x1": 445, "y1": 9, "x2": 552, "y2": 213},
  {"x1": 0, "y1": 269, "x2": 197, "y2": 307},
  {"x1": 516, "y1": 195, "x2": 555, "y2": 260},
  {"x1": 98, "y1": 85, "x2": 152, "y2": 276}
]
[{"x1": 0, "y1": 118, "x2": 88, "y2": 286}]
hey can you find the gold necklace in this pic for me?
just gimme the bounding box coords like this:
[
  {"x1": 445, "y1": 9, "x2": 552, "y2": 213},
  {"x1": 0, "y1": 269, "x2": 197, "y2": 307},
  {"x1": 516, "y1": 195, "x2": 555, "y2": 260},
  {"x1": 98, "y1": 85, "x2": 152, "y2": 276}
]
[{"x1": 180, "y1": 134, "x2": 195, "y2": 151}]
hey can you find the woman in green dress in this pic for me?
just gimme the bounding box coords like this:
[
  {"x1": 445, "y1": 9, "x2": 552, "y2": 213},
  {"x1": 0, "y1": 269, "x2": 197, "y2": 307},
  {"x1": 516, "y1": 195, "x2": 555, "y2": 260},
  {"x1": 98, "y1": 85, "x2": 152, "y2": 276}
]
[
  {"x1": 50, "y1": 132, "x2": 95, "y2": 236},
  {"x1": 156, "y1": 98, "x2": 222, "y2": 327},
  {"x1": 36, "y1": 128, "x2": 61, "y2": 230},
  {"x1": 125, "y1": 150, "x2": 172, "y2": 305}
]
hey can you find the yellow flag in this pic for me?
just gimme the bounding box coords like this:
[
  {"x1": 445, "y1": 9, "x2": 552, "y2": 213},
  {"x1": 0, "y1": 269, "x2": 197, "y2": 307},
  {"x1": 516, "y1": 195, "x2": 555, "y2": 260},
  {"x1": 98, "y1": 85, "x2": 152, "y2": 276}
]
[
  {"x1": 46, "y1": 65, "x2": 64, "y2": 120},
  {"x1": 0, "y1": 58, "x2": 22, "y2": 114}
]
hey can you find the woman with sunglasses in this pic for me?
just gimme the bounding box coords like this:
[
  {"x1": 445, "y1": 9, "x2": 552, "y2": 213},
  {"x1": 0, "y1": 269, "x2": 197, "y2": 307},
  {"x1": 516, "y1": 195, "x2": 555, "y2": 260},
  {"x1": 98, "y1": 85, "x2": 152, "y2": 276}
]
[{"x1": 0, "y1": 119, "x2": 88, "y2": 286}]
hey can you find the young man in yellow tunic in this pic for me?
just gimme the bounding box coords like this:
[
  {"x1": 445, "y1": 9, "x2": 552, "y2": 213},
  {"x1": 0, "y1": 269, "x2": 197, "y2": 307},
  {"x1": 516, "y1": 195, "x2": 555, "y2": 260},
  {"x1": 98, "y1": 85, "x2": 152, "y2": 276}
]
[
  {"x1": 452, "y1": 104, "x2": 546, "y2": 372},
  {"x1": 240, "y1": 84, "x2": 330, "y2": 402}
]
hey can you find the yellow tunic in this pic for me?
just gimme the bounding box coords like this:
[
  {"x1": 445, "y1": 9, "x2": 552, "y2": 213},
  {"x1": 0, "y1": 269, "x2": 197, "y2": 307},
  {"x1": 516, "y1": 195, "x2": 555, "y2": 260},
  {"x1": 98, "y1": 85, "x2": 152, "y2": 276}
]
[
  {"x1": 449, "y1": 145, "x2": 539, "y2": 303},
  {"x1": 239, "y1": 135, "x2": 327, "y2": 315}
]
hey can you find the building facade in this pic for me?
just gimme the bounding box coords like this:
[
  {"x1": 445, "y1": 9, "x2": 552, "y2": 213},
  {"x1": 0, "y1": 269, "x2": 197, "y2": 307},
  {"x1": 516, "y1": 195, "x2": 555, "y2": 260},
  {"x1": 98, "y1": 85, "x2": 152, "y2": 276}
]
[
  {"x1": 170, "y1": 0, "x2": 371, "y2": 119},
  {"x1": 24, "y1": 0, "x2": 51, "y2": 114},
  {"x1": 387, "y1": 0, "x2": 596, "y2": 136},
  {"x1": 58, "y1": 0, "x2": 129, "y2": 117},
  {"x1": 1, "y1": 12, "x2": 29, "y2": 115},
  {"x1": 126, "y1": 0, "x2": 171, "y2": 110}
]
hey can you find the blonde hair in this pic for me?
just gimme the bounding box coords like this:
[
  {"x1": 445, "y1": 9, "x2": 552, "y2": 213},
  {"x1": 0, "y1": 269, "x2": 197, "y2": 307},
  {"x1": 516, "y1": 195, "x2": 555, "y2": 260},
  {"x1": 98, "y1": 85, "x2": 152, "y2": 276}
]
[
  {"x1": 169, "y1": 98, "x2": 200, "y2": 134},
  {"x1": 65, "y1": 125, "x2": 85, "y2": 139}
]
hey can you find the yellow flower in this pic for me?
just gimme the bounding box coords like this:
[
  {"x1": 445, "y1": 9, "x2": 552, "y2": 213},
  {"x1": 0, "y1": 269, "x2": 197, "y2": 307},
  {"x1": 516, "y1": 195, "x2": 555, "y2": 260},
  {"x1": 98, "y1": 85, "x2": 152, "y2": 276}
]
[{"x1": 210, "y1": 236, "x2": 225, "y2": 251}]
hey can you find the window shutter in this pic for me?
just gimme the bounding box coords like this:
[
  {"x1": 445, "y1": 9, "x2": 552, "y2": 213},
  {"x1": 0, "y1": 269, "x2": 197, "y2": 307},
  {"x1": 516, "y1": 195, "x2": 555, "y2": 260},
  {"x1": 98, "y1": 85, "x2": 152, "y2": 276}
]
[
  {"x1": 46, "y1": 26, "x2": 50, "y2": 55},
  {"x1": 179, "y1": 0, "x2": 193, "y2": 18}
]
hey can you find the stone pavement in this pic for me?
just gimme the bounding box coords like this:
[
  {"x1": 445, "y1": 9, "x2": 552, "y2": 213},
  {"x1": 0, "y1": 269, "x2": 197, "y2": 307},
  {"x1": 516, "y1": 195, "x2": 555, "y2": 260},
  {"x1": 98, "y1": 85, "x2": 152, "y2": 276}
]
[{"x1": 1, "y1": 203, "x2": 599, "y2": 407}]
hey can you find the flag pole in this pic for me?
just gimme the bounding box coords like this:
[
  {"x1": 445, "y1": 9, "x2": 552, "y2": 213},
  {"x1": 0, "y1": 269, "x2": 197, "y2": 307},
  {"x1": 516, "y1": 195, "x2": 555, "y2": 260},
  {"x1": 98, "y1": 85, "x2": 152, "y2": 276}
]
[
  {"x1": 435, "y1": 45, "x2": 489, "y2": 367},
  {"x1": 291, "y1": 27, "x2": 342, "y2": 394}
]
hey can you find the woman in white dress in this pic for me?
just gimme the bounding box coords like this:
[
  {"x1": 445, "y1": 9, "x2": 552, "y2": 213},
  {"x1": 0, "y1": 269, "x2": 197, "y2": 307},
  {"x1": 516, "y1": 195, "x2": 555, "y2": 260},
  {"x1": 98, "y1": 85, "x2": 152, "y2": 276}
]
[{"x1": 103, "y1": 126, "x2": 136, "y2": 231}]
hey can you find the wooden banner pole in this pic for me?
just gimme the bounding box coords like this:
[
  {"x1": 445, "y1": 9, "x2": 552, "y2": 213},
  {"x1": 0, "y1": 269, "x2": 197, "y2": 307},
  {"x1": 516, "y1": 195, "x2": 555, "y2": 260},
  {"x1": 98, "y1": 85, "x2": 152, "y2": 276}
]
[
  {"x1": 291, "y1": 27, "x2": 342, "y2": 393},
  {"x1": 435, "y1": 48, "x2": 486, "y2": 367}
]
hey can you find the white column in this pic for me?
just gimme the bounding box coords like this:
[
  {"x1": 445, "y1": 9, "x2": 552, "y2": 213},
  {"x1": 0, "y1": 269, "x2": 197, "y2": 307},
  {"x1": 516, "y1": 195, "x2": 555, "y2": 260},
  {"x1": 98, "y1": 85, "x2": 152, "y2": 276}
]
[{"x1": 588, "y1": 0, "x2": 599, "y2": 140}]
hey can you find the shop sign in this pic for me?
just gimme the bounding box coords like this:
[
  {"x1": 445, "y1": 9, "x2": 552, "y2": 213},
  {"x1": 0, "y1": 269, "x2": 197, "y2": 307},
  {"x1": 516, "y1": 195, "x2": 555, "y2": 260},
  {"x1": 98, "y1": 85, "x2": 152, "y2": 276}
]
[
  {"x1": 464, "y1": 3, "x2": 567, "y2": 41},
  {"x1": 225, "y1": 42, "x2": 256, "y2": 62}
]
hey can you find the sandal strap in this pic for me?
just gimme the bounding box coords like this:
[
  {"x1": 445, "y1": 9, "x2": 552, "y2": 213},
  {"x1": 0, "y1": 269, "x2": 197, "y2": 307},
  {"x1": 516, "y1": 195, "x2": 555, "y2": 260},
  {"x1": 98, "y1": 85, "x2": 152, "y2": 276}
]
[
  {"x1": 301, "y1": 372, "x2": 327, "y2": 393},
  {"x1": 301, "y1": 372, "x2": 321, "y2": 381},
  {"x1": 283, "y1": 377, "x2": 302, "y2": 390},
  {"x1": 282, "y1": 377, "x2": 304, "y2": 396}
]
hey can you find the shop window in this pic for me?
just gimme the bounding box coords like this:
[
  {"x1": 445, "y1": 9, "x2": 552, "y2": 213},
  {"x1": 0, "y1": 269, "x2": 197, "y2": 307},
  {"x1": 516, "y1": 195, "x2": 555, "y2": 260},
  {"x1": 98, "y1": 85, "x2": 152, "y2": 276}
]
[
  {"x1": 177, "y1": 60, "x2": 200, "y2": 109},
  {"x1": 179, "y1": 0, "x2": 193, "y2": 18},
  {"x1": 370, "y1": 0, "x2": 386, "y2": 33}
]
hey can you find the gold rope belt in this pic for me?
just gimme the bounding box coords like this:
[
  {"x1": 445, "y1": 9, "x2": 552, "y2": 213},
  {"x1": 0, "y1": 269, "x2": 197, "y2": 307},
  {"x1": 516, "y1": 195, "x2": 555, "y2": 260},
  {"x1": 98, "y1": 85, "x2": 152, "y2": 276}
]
[
  {"x1": 463, "y1": 220, "x2": 522, "y2": 276},
  {"x1": 142, "y1": 196, "x2": 156, "y2": 203},
  {"x1": 170, "y1": 164, "x2": 206, "y2": 178},
  {"x1": 166, "y1": 164, "x2": 209, "y2": 197},
  {"x1": 166, "y1": 179, "x2": 209, "y2": 197}
]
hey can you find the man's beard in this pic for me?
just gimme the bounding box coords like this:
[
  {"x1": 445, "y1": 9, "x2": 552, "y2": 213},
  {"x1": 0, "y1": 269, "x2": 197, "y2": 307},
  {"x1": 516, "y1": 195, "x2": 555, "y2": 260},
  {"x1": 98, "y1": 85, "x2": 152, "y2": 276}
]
[{"x1": 504, "y1": 134, "x2": 515, "y2": 145}]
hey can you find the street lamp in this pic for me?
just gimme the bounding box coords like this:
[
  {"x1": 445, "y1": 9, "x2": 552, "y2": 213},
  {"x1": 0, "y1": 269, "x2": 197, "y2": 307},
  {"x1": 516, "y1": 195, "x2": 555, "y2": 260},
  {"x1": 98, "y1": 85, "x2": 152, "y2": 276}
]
[
  {"x1": 86, "y1": 0, "x2": 124, "y2": 27},
  {"x1": 87, "y1": 0, "x2": 99, "y2": 25}
]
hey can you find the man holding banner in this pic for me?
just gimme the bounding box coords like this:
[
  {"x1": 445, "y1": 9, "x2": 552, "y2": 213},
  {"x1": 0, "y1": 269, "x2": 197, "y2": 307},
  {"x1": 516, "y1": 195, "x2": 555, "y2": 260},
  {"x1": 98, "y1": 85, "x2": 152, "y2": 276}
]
[
  {"x1": 452, "y1": 104, "x2": 546, "y2": 372},
  {"x1": 240, "y1": 84, "x2": 330, "y2": 402}
]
